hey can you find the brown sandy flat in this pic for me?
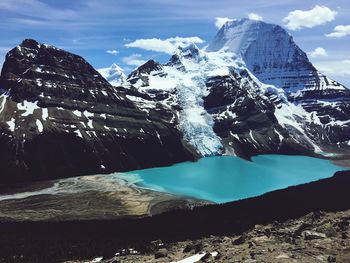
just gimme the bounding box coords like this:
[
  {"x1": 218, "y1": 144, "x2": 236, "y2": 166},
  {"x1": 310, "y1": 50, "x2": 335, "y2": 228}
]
[{"x1": 0, "y1": 178, "x2": 208, "y2": 222}]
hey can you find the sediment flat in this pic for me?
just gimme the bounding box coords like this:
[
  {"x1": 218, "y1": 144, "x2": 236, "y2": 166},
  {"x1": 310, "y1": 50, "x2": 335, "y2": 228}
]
[{"x1": 0, "y1": 176, "x2": 208, "y2": 222}]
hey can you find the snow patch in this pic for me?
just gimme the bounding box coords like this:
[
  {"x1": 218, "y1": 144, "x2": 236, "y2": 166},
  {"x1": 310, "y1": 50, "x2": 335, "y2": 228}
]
[
  {"x1": 83, "y1": 110, "x2": 94, "y2": 118},
  {"x1": 42, "y1": 108, "x2": 48, "y2": 121},
  {"x1": 172, "y1": 252, "x2": 218, "y2": 263},
  {"x1": 36, "y1": 119, "x2": 43, "y2": 132},
  {"x1": 87, "y1": 120, "x2": 93, "y2": 129},
  {"x1": 6, "y1": 118, "x2": 15, "y2": 131},
  {"x1": 17, "y1": 100, "x2": 39, "y2": 117},
  {"x1": 0, "y1": 94, "x2": 7, "y2": 113},
  {"x1": 72, "y1": 110, "x2": 82, "y2": 117},
  {"x1": 75, "y1": 129, "x2": 83, "y2": 138}
]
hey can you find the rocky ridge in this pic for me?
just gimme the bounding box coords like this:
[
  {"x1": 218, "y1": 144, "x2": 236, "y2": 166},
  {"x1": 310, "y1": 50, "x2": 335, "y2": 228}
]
[{"x1": 0, "y1": 39, "x2": 196, "y2": 183}]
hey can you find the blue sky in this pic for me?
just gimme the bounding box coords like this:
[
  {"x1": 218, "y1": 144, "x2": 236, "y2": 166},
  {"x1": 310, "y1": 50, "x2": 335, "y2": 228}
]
[{"x1": 0, "y1": 0, "x2": 349, "y2": 86}]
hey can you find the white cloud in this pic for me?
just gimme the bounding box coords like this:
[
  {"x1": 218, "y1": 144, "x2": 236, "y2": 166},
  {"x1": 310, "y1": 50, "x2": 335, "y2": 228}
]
[
  {"x1": 215, "y1": 17, "x2": 234, "y2": 29},
  {"x1": 248, "y1": 13, "x2": 263, "y2": 21},
  {"x1": 309, "y1": 47, "x2": 328, "y2": 58},
  {"x1": 122, "y1": 54, "x2": 146, "y2": 66},
  {"x1": 344, "y1": 60, "x2": 350, "y2": 64},
  {"x1": 326, "y1": 25, "x2": 350, "y2": 38},
  {"x1": 106, "y1": 49, "x2": 119, "y2": 55},
  {"x1": 282, "y1": 5, "x2": 337, "y2": 30},
  {"x1": 315, "y1": 60, "x2": 350, "y2": 77},
  {"x1": 125, "y1": 36, "x2": 204, "y2": 54}
]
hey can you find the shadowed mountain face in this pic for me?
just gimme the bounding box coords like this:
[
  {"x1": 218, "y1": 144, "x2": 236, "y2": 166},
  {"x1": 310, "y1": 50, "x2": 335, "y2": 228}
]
[{"x1": 0, "y1": 39, "x2": 196, "y2": 183}]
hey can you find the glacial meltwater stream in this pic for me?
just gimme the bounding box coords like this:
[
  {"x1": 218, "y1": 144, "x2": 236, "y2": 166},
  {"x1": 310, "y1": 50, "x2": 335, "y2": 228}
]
[{"x1": 120, "y1": 155, "x2": 343, "y2": 203}]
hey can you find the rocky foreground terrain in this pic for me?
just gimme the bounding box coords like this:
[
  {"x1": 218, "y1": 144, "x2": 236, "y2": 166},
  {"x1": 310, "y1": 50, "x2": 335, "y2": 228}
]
[{"x1": 71, "y1": 209, "x2": 350, "y2": 263}]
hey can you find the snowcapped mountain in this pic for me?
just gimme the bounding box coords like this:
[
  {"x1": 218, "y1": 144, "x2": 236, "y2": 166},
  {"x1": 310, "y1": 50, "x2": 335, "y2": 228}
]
[
  {"x1": 0, "y1": 19, "x2": 349, "y2": 183},
  {"x1": 127, "y1": 44, "x2": 319, "y2": 157},
  {"x1": 207, "y1": 19, "x2": 343, "y2": 93},
  {"x1": 127, "y1": 20, "x2": 350, "y2": 157},
  {"x1": 207, "y1": 18, "x2": 350, "y2": 148},
  {"x1": 0, "y1": 39, "x2": 196, "y2": 183},
  {"x1": 98, "y1": 63, "x2": 126, "y2": 86}
]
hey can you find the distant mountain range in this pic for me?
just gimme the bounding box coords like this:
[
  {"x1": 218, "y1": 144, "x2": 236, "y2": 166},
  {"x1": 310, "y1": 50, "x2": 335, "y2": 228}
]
[{"x1": 0, "y1": 19, "x2": 349, "y2": 183}]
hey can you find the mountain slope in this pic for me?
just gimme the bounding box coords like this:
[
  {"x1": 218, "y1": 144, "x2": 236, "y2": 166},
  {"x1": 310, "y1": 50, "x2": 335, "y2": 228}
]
[{"x1": 0, "y1": 39, "x2": 196, "y2": 183}]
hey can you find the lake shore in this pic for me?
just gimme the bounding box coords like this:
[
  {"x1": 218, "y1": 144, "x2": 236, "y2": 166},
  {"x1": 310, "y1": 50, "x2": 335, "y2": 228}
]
[
  {"x1": 0, "y1": 170, "x2": 349, "y2": 262},
  {"x1": 0, "y1": 154, "x2": 344, "y2": 221}
]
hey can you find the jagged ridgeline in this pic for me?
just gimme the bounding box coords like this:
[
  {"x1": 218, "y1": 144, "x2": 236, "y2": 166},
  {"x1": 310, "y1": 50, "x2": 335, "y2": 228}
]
[
  {"x1": 0, "y1": 18, "x2": 349, "y2": 183},
  {"x1": 0, "y1": 39, "x2": 196, "y2": 183},
  {"x1": 126, "y1": 19, "x2": 350, "y2": 158}
]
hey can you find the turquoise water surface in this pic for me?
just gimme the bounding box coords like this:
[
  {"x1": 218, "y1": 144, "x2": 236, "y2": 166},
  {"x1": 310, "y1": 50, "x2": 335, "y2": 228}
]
[{"x1": 125, "y1": 155, "x2": 343, "y2": 203}]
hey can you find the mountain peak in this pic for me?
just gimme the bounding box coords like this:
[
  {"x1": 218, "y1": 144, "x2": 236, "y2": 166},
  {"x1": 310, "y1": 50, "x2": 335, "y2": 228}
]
[
  {"x1": 177, "y1": 43, "x2": 199, "y2": 56},
  {"x1": 221, "y1": 18, "x2": 263, "y2": 29},
  {"x1": 207, "y1": 18, "x2": 321, "y2": 91},
  {"x1": 110, "y1": 63, "x2": 123, "y2": 70},
  {"x1": 133, "y1": 59, "x2": 163, "y2": 75},
  {"x1": 170, "y1": 43, "x2": 207, "y2": 66},
  {"x1": 208, "y1": 18, "x2": 288, "y2": 55},
  {"x1": 98, "y1": 63, "x2": 126, "y2": 86},
  {"x1": 21, "y1": 38, "x2": 40, "y2": 49},
  {"x1": 1, "y1": 39, "x2": 111, "y2": 101}
]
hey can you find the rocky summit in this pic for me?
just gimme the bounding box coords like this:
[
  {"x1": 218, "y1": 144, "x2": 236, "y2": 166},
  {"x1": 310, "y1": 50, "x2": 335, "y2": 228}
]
[{"x1": 0, "y1": 39, "x2": 196, "y2": 183}]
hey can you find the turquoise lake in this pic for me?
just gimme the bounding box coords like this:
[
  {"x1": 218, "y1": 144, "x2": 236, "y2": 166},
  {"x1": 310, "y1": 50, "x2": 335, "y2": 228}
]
[{"x1": 124, "y1": 155, "x2": 343, "y2": 203}]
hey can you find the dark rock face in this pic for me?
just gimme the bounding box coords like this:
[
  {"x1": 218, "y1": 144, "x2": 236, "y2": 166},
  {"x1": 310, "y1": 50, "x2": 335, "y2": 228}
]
[
  {"x1": 203, "y1": 71, "x2": 315, "y2": 158},
  {"x1": 289, "y1": 85, "x2": 350, "y2": 145},
  {"x1": 128, "y1": 60, "x2": 165, "y2": 86},
  {"x1": 0, "y1": 39, "x2": 196, "y2": 183}
]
